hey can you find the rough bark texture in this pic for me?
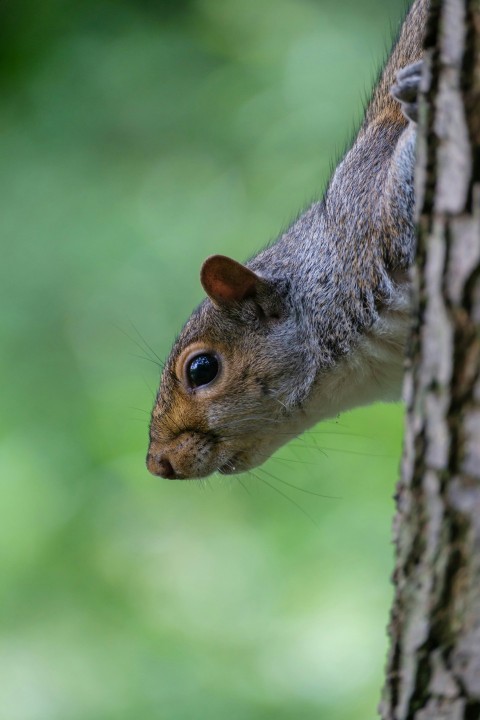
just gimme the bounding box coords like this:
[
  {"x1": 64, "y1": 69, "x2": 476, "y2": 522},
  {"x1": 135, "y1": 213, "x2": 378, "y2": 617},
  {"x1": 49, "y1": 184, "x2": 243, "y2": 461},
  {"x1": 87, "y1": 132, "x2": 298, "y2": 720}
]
[{"x1": 381, "y1": 0, "x2": 480, "y2": 718}]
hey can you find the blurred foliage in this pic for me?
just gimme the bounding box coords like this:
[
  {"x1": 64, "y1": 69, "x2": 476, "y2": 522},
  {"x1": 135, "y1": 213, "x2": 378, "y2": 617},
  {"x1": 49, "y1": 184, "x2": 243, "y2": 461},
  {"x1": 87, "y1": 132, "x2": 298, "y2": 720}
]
[{"x1": 0, "y1": 0, "x2": 407, "y2": 718}]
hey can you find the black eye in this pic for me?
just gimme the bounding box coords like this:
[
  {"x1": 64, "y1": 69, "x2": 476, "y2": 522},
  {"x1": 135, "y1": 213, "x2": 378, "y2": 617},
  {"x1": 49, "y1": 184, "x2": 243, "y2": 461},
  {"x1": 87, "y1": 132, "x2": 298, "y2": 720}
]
[{"x1": 186, "y1": 353, "x2": 219, "y2": 388}]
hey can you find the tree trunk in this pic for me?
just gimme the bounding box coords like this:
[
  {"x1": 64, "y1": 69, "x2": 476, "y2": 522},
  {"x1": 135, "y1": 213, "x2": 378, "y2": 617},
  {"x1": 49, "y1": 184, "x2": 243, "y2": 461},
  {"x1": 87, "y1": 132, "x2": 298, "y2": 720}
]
[{"x1": 380, "y1": 0, "x2": 480, "y2": 718}]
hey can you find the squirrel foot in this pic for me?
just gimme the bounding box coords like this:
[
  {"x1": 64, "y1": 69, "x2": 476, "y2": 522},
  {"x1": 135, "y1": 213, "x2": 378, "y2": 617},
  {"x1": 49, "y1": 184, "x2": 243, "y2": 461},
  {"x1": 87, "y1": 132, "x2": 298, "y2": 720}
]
[{"x1": 391, "y1": 60, "x2": 424, "y2": 124}]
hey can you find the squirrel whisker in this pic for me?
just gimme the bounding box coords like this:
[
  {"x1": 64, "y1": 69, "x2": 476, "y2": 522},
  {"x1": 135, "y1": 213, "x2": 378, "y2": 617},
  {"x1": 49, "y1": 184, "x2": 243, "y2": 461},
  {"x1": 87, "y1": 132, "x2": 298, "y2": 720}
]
[{"x1": 251, "y1": 468, "x2": 320, "y2": 526}]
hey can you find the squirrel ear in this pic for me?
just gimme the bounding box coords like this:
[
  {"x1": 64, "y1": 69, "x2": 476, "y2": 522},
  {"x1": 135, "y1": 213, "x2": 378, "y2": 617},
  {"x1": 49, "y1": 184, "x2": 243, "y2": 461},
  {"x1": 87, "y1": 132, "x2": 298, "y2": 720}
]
[{"x1": 200, "y1": 255, "x2": 265, "y2": 305}]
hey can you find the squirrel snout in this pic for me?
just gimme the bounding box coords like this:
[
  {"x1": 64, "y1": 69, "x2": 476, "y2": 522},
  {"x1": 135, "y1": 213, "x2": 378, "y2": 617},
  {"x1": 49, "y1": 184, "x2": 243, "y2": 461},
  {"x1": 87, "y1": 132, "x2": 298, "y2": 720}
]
[{"x1": 147, "y1": 452, "x2": 178, "y2": 479}]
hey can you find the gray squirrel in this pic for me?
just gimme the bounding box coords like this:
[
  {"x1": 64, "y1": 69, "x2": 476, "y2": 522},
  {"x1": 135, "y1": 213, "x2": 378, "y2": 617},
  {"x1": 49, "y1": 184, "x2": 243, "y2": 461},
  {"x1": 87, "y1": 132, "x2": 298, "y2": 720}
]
[{"x1": 147, "y1": 0, "x2": 428, "y2": 479}]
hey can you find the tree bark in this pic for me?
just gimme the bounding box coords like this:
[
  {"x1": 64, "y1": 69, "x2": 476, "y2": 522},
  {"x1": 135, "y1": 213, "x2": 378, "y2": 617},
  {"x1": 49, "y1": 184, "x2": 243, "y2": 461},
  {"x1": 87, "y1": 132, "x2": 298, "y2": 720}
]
[{"x1": 381, "y1": 0, "x2": 480, "y2": 718}]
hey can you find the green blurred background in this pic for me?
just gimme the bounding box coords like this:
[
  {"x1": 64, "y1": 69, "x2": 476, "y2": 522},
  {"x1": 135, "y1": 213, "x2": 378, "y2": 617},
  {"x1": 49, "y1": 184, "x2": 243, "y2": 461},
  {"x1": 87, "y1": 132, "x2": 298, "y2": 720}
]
[{"x1": 0, "y1": 1, "x2": 408, "y2": 718}]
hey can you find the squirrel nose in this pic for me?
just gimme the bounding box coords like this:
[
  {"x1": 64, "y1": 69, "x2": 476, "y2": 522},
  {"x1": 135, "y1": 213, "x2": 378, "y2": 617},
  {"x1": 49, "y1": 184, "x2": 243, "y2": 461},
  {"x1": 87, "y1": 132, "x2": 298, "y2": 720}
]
[{"x1": 147, "y1": 452, "x2": 178, "y2": 479}]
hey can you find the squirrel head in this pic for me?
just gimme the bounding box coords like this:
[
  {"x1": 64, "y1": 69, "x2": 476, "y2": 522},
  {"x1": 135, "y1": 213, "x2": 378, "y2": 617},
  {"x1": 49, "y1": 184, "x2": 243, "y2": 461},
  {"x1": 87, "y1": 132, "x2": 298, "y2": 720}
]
[{"x1": 146, "y1": 254, "x2": 316, "y2": 479}]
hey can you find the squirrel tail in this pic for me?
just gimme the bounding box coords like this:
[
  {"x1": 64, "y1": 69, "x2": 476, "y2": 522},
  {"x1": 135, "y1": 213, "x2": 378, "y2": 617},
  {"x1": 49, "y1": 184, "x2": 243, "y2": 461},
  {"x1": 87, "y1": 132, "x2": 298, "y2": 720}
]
[{"x1": 365, "y1": 0, "x2": 429, "y2": 127}]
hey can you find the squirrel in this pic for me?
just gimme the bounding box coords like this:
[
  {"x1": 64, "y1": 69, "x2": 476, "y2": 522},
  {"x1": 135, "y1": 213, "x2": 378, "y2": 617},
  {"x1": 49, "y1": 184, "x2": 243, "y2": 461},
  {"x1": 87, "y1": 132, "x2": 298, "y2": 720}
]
[{"x1": 147, "y1": 0, "x2": 428, "y2": 480}]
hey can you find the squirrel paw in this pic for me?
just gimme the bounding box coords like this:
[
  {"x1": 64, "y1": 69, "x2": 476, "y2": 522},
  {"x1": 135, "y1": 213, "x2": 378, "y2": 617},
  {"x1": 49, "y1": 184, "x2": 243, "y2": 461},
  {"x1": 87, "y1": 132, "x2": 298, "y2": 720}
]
[{"x1": 391, "y1": 60, "x2": 423, "y2": 124}]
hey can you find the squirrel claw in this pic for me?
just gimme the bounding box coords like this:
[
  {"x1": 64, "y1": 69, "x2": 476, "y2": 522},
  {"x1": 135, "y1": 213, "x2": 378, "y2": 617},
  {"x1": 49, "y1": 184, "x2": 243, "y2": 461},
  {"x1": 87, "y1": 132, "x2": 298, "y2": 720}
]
[{"x1": 391, "y1": 59, "x2": 424, "y2": 124}]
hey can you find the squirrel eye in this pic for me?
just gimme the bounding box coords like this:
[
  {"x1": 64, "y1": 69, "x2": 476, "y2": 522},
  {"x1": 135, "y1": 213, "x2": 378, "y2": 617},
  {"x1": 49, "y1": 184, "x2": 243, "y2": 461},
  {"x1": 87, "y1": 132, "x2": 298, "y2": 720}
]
[{"x1": 186, "y1": 353, "x2": 219, "y2": 388}]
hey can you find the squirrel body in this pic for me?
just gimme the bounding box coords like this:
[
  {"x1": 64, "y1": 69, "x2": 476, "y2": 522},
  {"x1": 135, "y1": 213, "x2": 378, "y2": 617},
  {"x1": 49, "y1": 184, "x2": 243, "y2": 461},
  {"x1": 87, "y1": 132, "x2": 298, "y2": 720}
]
[{"x1": 147, "y1": 0, "x2": 428, "y2": 480}]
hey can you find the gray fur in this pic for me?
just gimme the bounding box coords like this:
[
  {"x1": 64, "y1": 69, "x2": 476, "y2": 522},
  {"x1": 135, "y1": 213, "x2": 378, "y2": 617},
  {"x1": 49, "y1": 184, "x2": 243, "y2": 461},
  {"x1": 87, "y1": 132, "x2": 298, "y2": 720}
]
[{"x1": 147, "y1": 0, "x2": 428, "y2": 479}]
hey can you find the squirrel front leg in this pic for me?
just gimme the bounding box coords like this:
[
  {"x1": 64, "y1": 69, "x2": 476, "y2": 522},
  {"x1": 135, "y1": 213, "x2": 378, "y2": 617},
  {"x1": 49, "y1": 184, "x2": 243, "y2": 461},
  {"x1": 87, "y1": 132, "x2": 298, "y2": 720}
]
[
  {"x1": 381, "y1": 60, "x2": 424, "y2": 274},
  {"x1": 389, "y1": 61, "x2": 424, "y2": 214},
  {"x1": 306, "y1": 61, "x2": 424, "y2": 415},
  {"x1": 323, "y1": 59, "x2": 423, "y2": 291},
  {"x1": 392, "y1": 61, "x2": 423, "y2": 124}
]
